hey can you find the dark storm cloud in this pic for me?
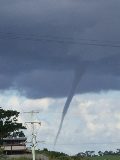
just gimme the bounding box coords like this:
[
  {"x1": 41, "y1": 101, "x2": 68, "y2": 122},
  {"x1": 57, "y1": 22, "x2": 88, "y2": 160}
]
[{"x1": 0, "y1": 0, "x2": 120, "y2": 98}]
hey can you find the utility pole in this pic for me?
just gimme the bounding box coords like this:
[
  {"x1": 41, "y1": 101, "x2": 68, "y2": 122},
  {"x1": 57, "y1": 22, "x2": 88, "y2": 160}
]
[
  {"x1": 25, "y1": 122, "x2": 41, "y2": 160},
  {"x1": 24, "y1": 111, "x2": 41, "y2": 160}
]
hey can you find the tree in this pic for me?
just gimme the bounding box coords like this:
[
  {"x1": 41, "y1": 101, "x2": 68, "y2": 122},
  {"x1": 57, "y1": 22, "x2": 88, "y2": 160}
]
[
  {"x1": 85, "y1": 151, "x2": 95, "y2": 157},
  {"x1": 98, "y1": 151, "x2": 103, "y2": 156},
  {"x1": 103, "y1": 151, "x2": 109, "y2": 155},
  {"x1": 116, "y1": 149, "x2": 120, "y2": 155},
  {"x1": 76, "y1": 152, "x2": 86, "y2": 157},
  {"x1": 0, "y1": 107, "x2": 26, "y2": 145},
  {"x1": 43, "y1": 148, "x2": 48, "y2": 152}
]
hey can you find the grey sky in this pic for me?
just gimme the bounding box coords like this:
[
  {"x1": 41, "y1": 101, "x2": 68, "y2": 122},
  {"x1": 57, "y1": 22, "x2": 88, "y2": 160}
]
[
  {"x1": 0, "y1": 0, "x2": 120, "y2": 99},
  {"x1": 1, "y1": 0, "x2": 120, "y2": 154}
]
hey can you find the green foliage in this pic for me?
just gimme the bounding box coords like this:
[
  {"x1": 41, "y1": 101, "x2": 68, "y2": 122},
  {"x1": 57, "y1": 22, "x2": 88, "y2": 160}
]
[
  {"x1": 9, "y1": 158, "x2": 31, "y2": 160},
  {"x1": 89, "y1": 155, "x2": 120, "y2": 160},
  {"x1": 0, "y1": 155, "x2": 120, "y2": 160},
  {"x1": 0, "y1": 148, "x2": 3, "y2": 155},
  {"x1": 36, "y1": 149, "x2": 120, "y2": 160},
  {"x1": 0, "y1": 107, "x2": 26, "y2": 144},
  {"x1": 36, "y1": 149, "x2": 90, "y2": 160},
  {"x1": 0, "y1": 147, "x2": 7, "y2": 160},
  {"x1": 36, "y1": 148, "x2": 68, "y2": 160}
]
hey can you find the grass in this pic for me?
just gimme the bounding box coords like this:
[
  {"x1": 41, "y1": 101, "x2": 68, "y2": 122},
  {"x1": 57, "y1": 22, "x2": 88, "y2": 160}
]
[
  {"x1": 1, "y1": 155, "x2": 120, "y2": 160},
  {"x1": 89, "y1": 155, "x2": 120, "y2": 160},
  {"x1": 10, "y1": 158, "x2": 31, "y2": 160}
]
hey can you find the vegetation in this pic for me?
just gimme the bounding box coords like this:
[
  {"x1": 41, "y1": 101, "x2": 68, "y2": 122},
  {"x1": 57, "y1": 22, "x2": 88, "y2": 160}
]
[
  {"x1": 0, "y1": 155, "x2": 120, "y2": 160},
  {"x1": 9, "y1": 158, "x2": 30, "y2": 160},
  {"x1": 0, "y1": 148, "x2": 120, "y2": 160},
  {"x1": 0, "y1": 147, "x2": 5, "y2": 160},
  {"x1": 36, "y1": 148, "x2": 68, "y2": 160},
  {"x1": 89, "y1": 155, "x2": 120, "y2": 160},
  {"x1": 0, "y1": 107, "x2": 26, "y2": 160},
  {"x1": 36, "y1": 148, "x2": 120, "y2": 160},
  {"x1": 0, "y1": 107, "x2": 26, "y2": 145}
]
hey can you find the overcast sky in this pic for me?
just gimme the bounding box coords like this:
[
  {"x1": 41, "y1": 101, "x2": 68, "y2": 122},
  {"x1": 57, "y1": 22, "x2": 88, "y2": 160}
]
[{"x1": 1, "y1": 0, "x2": 120, "y2": 154}]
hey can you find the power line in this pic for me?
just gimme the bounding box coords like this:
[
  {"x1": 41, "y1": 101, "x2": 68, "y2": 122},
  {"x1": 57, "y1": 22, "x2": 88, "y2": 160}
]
[
  {"x1": 21, "y1": 110, "x2": 120, "y2": 116},
  {"x1": 0, "y1": 32, "x2": 120, "y2": 48},
  {"x1": 1, "y1": 31, "x2": 120, "y2": 43},
  {"x1": 42, "y1": 142, "x2": 120, "y2": 146}
]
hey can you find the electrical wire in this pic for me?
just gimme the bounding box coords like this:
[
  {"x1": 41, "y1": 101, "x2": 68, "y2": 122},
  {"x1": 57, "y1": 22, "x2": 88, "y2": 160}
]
[
  {"x1": 41, "y1": 142, "x2": 120, "y2": 146},
  {"x1": 0, "y1": 32, "x2": 120, "y2": 48},
  {"x1": 1, "y1": 31, "x2": 120, "y2": 43}
]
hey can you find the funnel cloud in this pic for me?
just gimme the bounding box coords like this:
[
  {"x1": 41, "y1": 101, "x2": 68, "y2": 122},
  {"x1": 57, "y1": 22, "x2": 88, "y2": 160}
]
[
  {"x1": 1, "y1": 0, "x2": 120, "y2": 154},
  {"x1": 54, "y1": 67, "x2": 86, "y2": 145}
]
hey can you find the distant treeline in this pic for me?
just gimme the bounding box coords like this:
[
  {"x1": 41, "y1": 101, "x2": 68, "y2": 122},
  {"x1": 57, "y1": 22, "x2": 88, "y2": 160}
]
[
  {"x1": 76, "y1": 149, "x2": 120, "y2": 157},
  {"x1": 37, "y1": 148, "x2": 120, "y2": 160}
]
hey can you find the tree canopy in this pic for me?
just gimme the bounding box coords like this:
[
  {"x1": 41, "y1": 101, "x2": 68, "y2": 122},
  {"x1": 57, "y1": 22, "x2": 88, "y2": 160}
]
[{"x1": 0, "y1": 107, "x2": 26, "y2": 144}]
